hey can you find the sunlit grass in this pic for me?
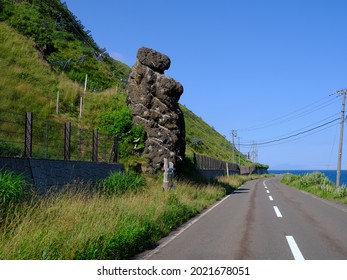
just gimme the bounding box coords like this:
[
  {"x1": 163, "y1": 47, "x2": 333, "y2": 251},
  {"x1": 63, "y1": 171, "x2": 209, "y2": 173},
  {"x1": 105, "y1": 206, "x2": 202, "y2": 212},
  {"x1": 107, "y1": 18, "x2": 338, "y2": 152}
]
[{"x1": 281, "y1": 172, "x2": 347, "y2": 204}]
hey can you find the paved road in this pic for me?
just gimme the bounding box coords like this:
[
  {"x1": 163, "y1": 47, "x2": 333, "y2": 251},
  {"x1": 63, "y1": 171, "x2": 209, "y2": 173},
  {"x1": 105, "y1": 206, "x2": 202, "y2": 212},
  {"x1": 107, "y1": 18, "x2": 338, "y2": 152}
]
[{"x1": 136, "y1": 176, "x2": 347, "y2": 260}]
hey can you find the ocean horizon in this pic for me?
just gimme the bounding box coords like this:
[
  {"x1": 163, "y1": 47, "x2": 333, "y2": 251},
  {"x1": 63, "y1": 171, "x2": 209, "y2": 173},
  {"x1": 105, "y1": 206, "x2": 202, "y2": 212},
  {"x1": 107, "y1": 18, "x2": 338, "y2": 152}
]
[{"x1": 269, "y1": 170, "x2": 347, "y2": 186}]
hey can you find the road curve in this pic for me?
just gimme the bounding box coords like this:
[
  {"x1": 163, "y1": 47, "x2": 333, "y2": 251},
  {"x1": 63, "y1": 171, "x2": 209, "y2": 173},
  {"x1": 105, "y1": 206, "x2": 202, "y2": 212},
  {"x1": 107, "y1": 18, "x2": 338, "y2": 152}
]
[{"x1": 135, "y1": 176, "x2": 347, "y2": 260}]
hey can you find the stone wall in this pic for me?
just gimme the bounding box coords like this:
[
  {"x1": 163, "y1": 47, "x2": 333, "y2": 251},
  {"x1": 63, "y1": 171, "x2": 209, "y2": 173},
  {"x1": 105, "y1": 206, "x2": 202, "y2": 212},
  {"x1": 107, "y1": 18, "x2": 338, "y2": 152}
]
[{"x1": 0, "y1": 157, "x2": 124, "y2": 194}]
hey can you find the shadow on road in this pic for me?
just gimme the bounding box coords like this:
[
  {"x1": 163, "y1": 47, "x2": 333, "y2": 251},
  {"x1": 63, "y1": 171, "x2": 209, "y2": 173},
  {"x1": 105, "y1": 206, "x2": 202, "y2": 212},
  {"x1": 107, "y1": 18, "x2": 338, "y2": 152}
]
[{"x1": 232, "y1": 188, "x2": 249, "y2": 194}]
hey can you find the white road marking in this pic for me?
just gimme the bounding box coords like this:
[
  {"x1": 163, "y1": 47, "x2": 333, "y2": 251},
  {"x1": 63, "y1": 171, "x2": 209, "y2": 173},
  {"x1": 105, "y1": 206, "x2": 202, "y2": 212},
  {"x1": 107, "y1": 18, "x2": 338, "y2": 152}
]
[
  {"x1": 263, "y1": 181, "x2": 268, "y2": 188},
  {"x1": 273, "y1": 206, "x2": 283, "y2": 218},
  {"x1": 269, "y1": 195, "x2": 273, "y2": 201},
  {"x1": 266, "y1": 190, "x2": 270, "y2": 193},
  {"x1": 286, "y1": 236, "x2": 305, "y2": 260}
]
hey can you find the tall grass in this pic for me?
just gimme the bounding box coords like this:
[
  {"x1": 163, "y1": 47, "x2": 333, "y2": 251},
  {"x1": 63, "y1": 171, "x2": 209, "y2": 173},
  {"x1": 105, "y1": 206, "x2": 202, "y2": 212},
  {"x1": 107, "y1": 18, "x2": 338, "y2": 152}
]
[
  {"x1": 0, "y1": 173, "x2": 262, "y2": 259},
  {"x1": 281, "y1": 172, "x2": 347, "y2": 204},
  {"x1": 0, "y1": 170, "x2": 27, "y2": 209}
]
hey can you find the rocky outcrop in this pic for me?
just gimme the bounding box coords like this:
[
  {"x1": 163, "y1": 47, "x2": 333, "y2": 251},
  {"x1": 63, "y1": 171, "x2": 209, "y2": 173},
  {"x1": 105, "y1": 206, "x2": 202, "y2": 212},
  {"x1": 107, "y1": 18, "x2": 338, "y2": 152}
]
[{"x1": 126, "y1": 47, "x2": 185, "y2": 171}]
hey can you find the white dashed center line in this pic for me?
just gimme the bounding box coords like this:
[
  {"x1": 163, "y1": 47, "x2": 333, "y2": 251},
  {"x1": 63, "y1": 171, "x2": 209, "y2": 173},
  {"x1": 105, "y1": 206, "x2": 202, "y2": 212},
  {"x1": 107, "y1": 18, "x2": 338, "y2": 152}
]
[
  {"x1": 266, "y1": 190, "x2": 270, "y2": 194},
  {"x1": 273, "y1": 206, "x2": 283, "y2": 218},
  {"x1": 285, "y1": 236, "x2": 305, "y2": 260},
  {"x1": 268, "y1": 195, "x2": 273, "y2": 201}
]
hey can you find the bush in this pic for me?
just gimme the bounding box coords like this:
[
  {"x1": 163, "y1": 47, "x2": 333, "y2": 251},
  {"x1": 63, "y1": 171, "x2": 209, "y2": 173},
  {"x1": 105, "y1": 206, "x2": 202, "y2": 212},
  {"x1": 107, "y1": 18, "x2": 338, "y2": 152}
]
[
  {"x1": 99, "y1": 172, "x2": 146, "y2": 195},
  {"x1": 0, "y1": 169, "x2": 27, "y2": 209},
  {"x1": 97, "y1": 107, "x2": 146, "y2": 157},
  {"x1": 298, "y1": 172, "x2": 331, "y2": 188}
]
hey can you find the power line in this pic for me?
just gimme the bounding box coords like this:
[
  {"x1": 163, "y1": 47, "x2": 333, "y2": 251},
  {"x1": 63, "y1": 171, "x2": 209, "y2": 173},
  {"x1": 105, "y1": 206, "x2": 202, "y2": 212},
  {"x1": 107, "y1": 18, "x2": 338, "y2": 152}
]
[
  {"x1": 253, "y1": 121, "x2": 340, "y2": 148},
  {"x1": 240, "y1": 117, "x2": 340, "y2": 147},
  {"x1": 238, "y1": 95, "x2": 339, "y2": 132},
  {"x1": 239, "y1": 113, "x2": 340, "y2": 144}
]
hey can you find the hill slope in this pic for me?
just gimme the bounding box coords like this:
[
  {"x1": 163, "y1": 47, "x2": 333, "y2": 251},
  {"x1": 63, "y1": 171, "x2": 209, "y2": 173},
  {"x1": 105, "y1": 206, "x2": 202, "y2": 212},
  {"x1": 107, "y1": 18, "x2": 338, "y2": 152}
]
[{"x1": 0, "y1": 0, "x2": 256, "y2": 168}]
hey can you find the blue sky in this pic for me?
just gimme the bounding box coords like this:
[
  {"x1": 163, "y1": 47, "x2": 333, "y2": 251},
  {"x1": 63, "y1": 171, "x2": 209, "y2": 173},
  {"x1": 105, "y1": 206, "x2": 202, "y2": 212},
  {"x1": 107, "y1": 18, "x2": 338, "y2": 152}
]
[{"x1": 63, "y1": 0, "x2": 347, "y2": 170}]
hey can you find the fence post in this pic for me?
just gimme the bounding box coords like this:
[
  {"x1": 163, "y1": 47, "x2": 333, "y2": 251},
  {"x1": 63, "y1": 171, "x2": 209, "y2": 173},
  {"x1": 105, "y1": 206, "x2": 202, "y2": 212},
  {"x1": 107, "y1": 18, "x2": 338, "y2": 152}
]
[
  {"x1": 226, "y1": 162, "x2": 229, "y2": 177},
  {"x1": 111, "y1": 135, "x2": 118, "y2": 163},
  {"x1": 64, "y1": 122, "x2": 71, "y2": 160},
  {"x1": 45, "y1": 120, "x2": 49, "y2": 159},
  {"x1": 92, "y1": 129, "x2": 98, "y2": 162},
  {"x1": 24, "y1": 112, "x2": 33, "y2": 158}
]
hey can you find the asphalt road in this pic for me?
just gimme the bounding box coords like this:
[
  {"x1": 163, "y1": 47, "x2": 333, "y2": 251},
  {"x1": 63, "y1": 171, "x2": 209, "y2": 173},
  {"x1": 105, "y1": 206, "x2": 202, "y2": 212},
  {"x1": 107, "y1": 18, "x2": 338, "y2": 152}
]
[{"x1": 136, "y1": 176, "x2": 347, "y2": 260}]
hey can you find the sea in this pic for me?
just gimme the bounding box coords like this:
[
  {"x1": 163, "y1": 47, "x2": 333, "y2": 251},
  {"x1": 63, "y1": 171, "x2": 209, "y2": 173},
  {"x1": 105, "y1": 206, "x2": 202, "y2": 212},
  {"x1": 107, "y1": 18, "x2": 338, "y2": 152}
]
[{"x1": 269, "y1": 170, "x2": 347, "y2": 186}]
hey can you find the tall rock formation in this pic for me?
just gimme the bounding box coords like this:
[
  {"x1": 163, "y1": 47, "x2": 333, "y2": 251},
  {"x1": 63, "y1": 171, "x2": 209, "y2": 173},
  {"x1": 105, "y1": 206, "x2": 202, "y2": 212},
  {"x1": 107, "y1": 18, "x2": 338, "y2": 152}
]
[{"x1": 126, "y1": 47, "x2": 185, "y2": 171}]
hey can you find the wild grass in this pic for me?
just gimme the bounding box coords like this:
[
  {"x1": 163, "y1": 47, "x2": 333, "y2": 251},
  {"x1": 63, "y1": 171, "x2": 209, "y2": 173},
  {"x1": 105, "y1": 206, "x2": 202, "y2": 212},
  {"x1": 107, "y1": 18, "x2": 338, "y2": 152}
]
[
  {"x1": 0, "y1": 169, "x2": 28, "y2": 209},
  {"x1": 0, "y1": 173, "x2": 263, "y2": 260},
  {"x1": 281, "y1": 172, "x2": 347, "y2": 204}
]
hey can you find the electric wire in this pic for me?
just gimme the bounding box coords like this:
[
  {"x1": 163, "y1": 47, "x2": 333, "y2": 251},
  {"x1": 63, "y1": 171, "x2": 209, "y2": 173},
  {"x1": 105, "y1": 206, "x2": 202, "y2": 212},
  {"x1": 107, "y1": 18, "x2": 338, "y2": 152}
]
[
  {"x1": 239, "y1": 113, "x2": 340, "y2": 144},
  {"x1": 255, "y1": 121, "x2": 340, "y2": 148},
  {"x1": 238, "y1": 95, "x2": 339, "y2": 132},
  {"x1": 240, "y1": 117, "x2": 340, "y2": 147}
]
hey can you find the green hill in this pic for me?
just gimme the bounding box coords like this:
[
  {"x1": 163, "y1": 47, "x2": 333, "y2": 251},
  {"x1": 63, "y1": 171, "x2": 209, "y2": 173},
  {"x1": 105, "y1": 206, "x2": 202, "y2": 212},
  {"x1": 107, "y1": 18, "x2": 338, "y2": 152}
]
[{"x1": 0, "y1": 0, "x2": 257, "y2": 169}]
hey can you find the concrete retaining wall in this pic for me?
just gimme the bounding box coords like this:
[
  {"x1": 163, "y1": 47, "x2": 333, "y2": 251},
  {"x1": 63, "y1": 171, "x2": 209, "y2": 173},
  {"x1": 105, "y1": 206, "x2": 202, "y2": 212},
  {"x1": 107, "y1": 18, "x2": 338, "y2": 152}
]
[
  {"x1": 0, "y1": 157, "x2": 124, "y2": 194},
  {"x1": 197, "y1": 169, "x2": 239, "y2": 180}
]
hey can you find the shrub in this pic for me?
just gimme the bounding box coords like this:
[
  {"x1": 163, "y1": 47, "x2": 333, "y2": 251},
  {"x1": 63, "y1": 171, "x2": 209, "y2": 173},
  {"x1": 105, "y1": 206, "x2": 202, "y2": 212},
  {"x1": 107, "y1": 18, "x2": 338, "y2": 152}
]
[
  {"x1": 97, "y1": 107, "x2": 146, "y2": 157},
  {"x1": 298, "y1": 172, "x2": 331, "y2": 188},
  {"x1": 99, "y1": 172, "x2": 146, "y2": 195}
]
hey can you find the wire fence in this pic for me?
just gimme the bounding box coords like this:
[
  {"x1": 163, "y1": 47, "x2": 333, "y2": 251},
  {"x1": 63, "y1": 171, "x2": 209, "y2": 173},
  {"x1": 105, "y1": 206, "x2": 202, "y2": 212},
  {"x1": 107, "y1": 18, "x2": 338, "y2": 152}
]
[{"x1": 0, "y1": 110, "x2": 117, "y2": 163}]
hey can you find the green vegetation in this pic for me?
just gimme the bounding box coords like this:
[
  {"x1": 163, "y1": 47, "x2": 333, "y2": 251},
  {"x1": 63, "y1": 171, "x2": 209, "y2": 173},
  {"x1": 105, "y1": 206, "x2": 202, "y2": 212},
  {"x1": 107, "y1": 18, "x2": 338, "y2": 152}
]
[
  {"x1": 0, "y1": 170, "x2": 28, "y2": 210},
  {"x1": 281, "y1": 172, "x2": 347, "y2": 204},
  {"x1": 182, "y1": 106, "x2": 252, "y2": 165},
  {"x1": 0, "y1": 171, "x2": 268, "y2": 259},
  {"x1": 98, "y1": 171, "x2": 146, "y2": 195},
  {"x1": 0, "y1": 0, "x2": 129, "y2": 92}
]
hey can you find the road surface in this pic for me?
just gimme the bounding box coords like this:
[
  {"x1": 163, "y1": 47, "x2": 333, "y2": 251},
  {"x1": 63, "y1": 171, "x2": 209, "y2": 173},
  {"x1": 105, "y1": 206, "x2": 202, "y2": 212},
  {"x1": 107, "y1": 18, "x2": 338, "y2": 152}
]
[{"x1": 136, "y1": 176, "x2": 347, "y2": 260}]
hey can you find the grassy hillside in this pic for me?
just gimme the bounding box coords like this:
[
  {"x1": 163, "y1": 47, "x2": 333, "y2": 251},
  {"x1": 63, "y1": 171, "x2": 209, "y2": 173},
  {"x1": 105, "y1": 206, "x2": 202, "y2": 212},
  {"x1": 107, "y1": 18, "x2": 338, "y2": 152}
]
[
  {"x1": 182, "y1": 106, "x2": 251, "y2": 165},
  {"x1": 0, "y1": 0, "x2": 129, "y2": 91},
  {"x1": 0, "y1": 0, "x2": 256, "y2": 168}
]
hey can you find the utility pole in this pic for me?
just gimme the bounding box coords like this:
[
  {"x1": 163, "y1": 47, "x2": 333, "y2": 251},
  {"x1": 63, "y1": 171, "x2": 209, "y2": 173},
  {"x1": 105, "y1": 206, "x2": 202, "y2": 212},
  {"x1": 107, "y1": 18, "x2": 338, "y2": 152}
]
[
  {"x1": 231, "y1": 130, "x2": 237, "y2": 163},
  {"x1": 336, "y1": 89, "x2": 347, "y2": 187},
  {"x1": 238, "y1": 136, "x2": 241, "y2": 165}
]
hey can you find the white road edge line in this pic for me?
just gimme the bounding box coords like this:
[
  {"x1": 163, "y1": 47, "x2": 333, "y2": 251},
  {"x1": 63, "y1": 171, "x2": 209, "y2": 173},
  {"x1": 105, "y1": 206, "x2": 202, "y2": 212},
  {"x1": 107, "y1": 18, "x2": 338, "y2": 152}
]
[
  {"x1": 141, "y1": 194, "x2": 231, "y2": 259},
  {"x1": 273, "y1": 206, "x2": 283, "y2": 218},
  {"x1": 269, "y1": 195, "x2": 273, "y2": 201},
  {"x1": 286, "y1": 235, "x2": 305, "y2": 260}
]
